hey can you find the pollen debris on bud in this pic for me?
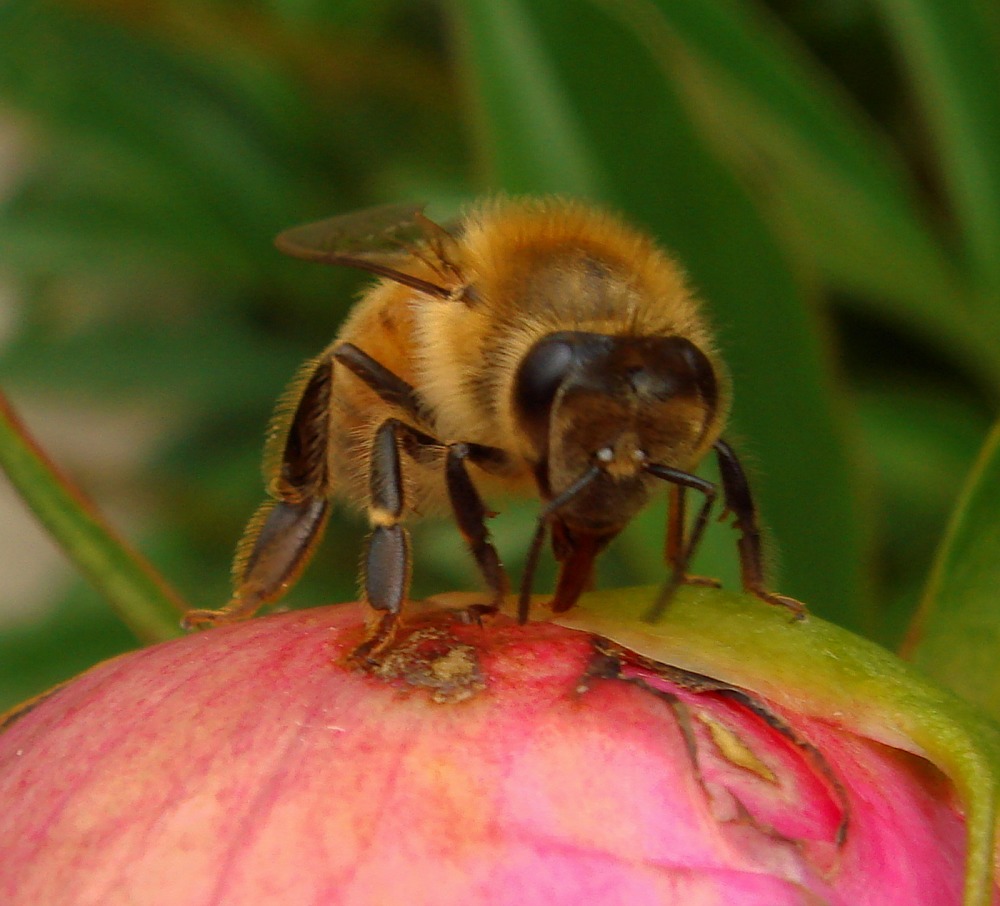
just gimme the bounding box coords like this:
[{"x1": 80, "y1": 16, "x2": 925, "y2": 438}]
[{"x1": 0, "y1": 601, "x2": 985, "y2": 905}]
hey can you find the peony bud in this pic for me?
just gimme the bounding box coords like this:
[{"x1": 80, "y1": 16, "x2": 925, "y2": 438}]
[{"x1": 1, "y1": 592, "x2": 997, "y2": 905}]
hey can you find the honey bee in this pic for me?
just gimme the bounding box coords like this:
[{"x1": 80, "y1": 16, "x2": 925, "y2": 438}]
[{"x1": 183, "y1": 198, "x2": 802, "y2": 658}]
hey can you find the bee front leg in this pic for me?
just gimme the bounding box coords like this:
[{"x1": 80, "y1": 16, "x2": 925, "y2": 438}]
[
  {"x1": 713, "y1": 439, "x2": 805, "y2": 618},
  {"x1": 665, "y1": 485, "x2": 721, "y2": 589},
  {"x1": 183, "y1": 356, "x2": 334, "y2": 629},
  {"x1": 643, "y1": 463, "x2": 717, "y2": 622}
]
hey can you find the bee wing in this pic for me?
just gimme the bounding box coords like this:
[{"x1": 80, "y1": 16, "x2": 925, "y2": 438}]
[
  {"x1": 275, "y1": 202, "x2": 458, "y2": 299},
  {"x1": 275, "y1": 202, "x2": 429, "y2": 259}
]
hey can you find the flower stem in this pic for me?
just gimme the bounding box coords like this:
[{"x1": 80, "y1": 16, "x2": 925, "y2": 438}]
[{"x1": 0, "y1": 389, "x2": 185, "y2": 644}]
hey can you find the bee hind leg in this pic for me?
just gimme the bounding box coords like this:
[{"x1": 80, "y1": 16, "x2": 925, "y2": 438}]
[
  {"x1": 183, "y1": 355, "x2": 335, "y2": 630},
  {"x1": 183, "y1": 499, "x2": 330, "y2": 628}
]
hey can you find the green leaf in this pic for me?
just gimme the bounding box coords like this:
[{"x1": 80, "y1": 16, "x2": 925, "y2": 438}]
[
  {"x1": 449, "y1": 0, "x2": 870, "y2": 628},
  {"x1": 855, "y1": 382, "x2": 991, "y2": 645},
  {"x1": 0, "y1": 391, "x2": 185, "y2": 644},
  {"x1": 544, "y1": 585, "x2": 1000, "y2": 906},
  {"x1": 1, "y1": 311, "x2": 306, "y2": 411},
  {"x1": 448, "y1": 3, "x2": 602, "y2": 195},
  {"x1": 632, "y1": 0, "x2": 996, "y2": 383},
  {"x1": 0, "y1": 1, "x2": 316, "y2": 275},
  {"x1": 873, "y1": 0, "x2": 1000, "y2": 302},
  {"x1": 905, "y1": 421, "x2": 1000, "y2": 717},
  {"x1": 0, "y1": 166, "x2": 257, "y2": 281}
]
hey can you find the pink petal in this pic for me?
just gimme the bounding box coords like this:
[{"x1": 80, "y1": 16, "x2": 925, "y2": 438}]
[{"x1": 0, "y1": 604, "x2": 987, "y2": 905}]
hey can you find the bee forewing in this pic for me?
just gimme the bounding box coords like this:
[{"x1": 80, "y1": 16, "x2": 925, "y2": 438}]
[{"x1": 274, "y1": 202, "x2": 430, "y2": 261}]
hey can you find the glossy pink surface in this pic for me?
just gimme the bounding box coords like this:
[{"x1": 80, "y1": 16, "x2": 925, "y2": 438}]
[{"x1": 0, "y1": 604, "x2": 980, "y2": 905}]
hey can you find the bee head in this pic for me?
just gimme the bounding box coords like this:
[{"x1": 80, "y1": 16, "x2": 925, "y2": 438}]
[{"x1": 513, "y1": 330, "x2": 721, "y2": 526}]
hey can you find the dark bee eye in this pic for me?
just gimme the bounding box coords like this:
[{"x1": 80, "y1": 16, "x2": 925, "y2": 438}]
[
  {"x1": 514, "y1": 331, "x2": 616, "y2": 450},
  {"x1": 638, "y1": 336, "x2": 718, "y2": 409},
  {"x1": 514, "y1": 334, "x2": 577, "y2": 416},
  {"x1": 514, "y1": 332, "x2": 585, "y2": 452}
]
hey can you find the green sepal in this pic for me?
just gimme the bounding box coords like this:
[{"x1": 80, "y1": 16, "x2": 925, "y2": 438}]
[{"x1": 547, "y1": 586, "x2": 1000, "y2": 906}]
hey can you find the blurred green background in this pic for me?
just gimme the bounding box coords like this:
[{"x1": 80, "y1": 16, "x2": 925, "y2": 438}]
[{"x1": 2, "y1": 0, "x2": 998, "y2": 711}]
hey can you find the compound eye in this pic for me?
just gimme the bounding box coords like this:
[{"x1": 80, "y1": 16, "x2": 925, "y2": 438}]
[
  {"x1": 513, "y1": 331, "x2": 616, "y2": 453},
  {"x1": 514, "y1": 335, "x2": 577, "y2": 417},
  {"x1": 641, "y1": 336, "x2": 718, "y2": 408}
]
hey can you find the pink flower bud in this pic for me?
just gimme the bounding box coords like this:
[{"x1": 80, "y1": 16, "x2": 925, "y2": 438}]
[{"x1": 0, "y1": 601, "x2": 992, "y2": 905}]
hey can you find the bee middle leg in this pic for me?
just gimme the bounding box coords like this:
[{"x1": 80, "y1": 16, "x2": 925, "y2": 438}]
[
  {"x1": 643, "y1": 462, "x2": 717, "y2": 622},
  {"x1": 331, "y1": 343, "x2": 510, "y2": 655},
  {"x1": 352, "y1": 417, "x2": 416, "y2": 661},
  {"x1": 352, "y1": 422, "x2": 511, "y2": 661},
  {"x1": 445, "y1": 443, "x2": 510, "y2": 619}
]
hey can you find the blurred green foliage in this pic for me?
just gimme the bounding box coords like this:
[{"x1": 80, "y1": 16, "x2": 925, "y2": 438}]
[{"x1": 1, "y1": 0, "x2": 998, "y2": 711}]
